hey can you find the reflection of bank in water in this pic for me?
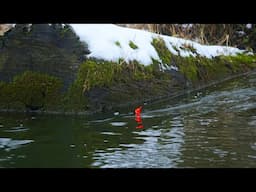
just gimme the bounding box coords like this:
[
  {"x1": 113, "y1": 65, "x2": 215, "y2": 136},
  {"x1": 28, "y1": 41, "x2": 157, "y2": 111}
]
[{"x1": 135, "y1": 106, "x2": 143, "y2": 129}]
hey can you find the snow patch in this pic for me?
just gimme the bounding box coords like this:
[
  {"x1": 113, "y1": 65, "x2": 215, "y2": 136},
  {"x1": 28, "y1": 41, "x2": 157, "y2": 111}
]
[
  {"x1": 170, "y1": 65, "x2": 179, "y2": 71},
  {"x1": 71, "y1": 24, "x2": 247, "y2": 66},
  {"x1": 71, "y1": 24, "x2": 160, "y2": 66},
  {"x1": 246, "y1": 24, "x2": 252, "y2": 29}
]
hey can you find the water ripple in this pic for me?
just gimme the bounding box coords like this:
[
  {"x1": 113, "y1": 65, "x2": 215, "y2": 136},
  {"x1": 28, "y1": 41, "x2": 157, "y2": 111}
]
[
  {"x1": 4, "y1": 126, "x2": 29, "y2": 132},
  {"x1": 110, "y1": 122, "x2": 127, "y2": 127},
  {"x1": 0, "y1": 138, "x2": 34, "y2": 151}
]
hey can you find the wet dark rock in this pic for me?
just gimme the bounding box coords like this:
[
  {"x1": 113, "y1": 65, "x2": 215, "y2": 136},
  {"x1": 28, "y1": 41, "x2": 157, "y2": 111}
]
[
  {"x1": 0, "y1": 24, "x2": 90, "y2": 90},
  {"x1": 25, "y1": 104, "x2": 44, "y2": 111}
]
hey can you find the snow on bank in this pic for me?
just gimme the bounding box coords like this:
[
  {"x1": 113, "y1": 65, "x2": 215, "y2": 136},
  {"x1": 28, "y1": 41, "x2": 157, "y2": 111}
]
[
  {"x1": 73, "y1": 25, "x2": 249, "y2": 65},
  {"x1": 71, "y1": 24, "x2": 160, "y2": 65}
]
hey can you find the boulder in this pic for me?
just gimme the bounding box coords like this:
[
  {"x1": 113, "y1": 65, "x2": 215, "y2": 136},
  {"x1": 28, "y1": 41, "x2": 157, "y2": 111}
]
[{"x1": 0, "y1": 24, "x2": 90, "y2": 90}]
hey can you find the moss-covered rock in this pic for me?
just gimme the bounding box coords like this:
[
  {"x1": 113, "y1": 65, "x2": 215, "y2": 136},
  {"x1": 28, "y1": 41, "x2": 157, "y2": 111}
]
[
  {"x1": 61, "y1": 58, "x2": 183, "y2": 112},
  {"x1": 0, "y1": 24, "x2": 89, "y2": 90},
  {"x1": 151, "y1": 37, "x2": 256, "y2": 87},
  {"x1": 0, "y1": 71, "x2": 62, "y2": 111},
  {"x1": 0, "y1": 30, "x2": 256, "y2": 114}
]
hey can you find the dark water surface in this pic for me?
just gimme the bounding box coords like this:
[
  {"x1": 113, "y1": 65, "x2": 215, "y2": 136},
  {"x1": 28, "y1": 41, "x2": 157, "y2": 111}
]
[{"x1": 1, "y1": 73, "x2": 256, "y2": 168}]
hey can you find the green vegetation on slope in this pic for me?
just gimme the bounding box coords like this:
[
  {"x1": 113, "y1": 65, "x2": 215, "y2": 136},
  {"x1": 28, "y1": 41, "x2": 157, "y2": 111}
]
[
  {"x1": 0, "y1": 71, "x2": 62, "y2": 110},
  {"x1": 151, "y1": 37, "x2": 256, "y2": 85},
  {"x1": 62, "y1": 58, "x2": 172, "y2": 111},
  {"x1": 1, "y1": 37, "x2": 256, "y2": 113}
]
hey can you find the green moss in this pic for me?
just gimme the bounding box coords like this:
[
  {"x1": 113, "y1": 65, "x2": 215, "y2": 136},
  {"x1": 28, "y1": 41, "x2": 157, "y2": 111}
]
[
  {"x1": 62, "y1": 83, "x2": 88, "y2": 112},
  {"x1": 77, "y1": 60, "x2": 118, "y2": 91},
  {"x1": 63, "y1": 59, "x2": 120, "y2": 111},
  {"x1": 151, "y1": 35, "x2": 256, "y2": 83},
  {"x1": 13, "y1": 71, "x2": 63, "y2": 109},
  {"x1": 115, "y1": 41, "x2": 121, "y2": 48},
  {"x1": 179, "y1": 58, "x2": 198, "y2": 82},
  {"x1": 63, "y1": 58, "x2": 174, "y2": 111},
  {"x1": 165, "y1": 53, "x2": 255, "y2": 83},
  {"x1": 0, "y1": 71, "x2": 63, "y2": 110},
  {"x1": 129, "y1": 60, "x2": 155, "y2": 80},
  {"x1": 224, "y1": 53, "x2": 256, "y2": 69},
  {"x1": 200, "y1": 57, "x2": 229, "y2": 80},
  {"x1": 174, "y1": 55, "x2": 236, "y2": 83},
  {"x1": 129, "y1": 41, "x2": 138, "y2": 49},
  {"x1": 151, "y1": 37, "x2": 172, "y2": 64},
  {"x1": 72, "y1": 58, "x2": 164, "y2": 90},
  {"x1": 0, "y1": 81, "x2": 23, "y2": 109}
]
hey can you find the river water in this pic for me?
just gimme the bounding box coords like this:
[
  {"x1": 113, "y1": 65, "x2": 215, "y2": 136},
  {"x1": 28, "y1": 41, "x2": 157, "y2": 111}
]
[{"x1": 1, "y1": 72, "x2": 256, "y2": 168}]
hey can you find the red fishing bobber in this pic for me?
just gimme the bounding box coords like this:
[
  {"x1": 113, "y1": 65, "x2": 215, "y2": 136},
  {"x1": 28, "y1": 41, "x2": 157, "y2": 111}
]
[
  {"x1": 136, "y1": 124, "x2": 144, "y2": 129},
  {"x1": 135, "y1": 115, "x2": 142, "y2": 123},
  {"x1": 135, "y1": 106, "x2": 142, "y2": 115}
]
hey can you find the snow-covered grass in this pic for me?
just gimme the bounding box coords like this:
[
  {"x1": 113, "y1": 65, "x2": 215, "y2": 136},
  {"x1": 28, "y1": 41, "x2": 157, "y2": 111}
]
[
  {"x1": 70, "y1": 24, "x2": 249, "y2": 66},
  {"x1": 71, "y1": 24, "x2": 160, "y2": 65}
]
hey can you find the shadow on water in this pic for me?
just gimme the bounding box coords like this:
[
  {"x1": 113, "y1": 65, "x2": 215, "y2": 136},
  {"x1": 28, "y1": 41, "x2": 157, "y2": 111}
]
[{"x1": 1, "y1": 73, "x2": 256, "y2": 167}]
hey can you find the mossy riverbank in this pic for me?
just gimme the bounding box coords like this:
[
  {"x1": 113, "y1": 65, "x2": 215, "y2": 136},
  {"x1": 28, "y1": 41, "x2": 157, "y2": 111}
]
[{"x1": 1, "y1": 36, "x2": 256, "y2": 114}]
